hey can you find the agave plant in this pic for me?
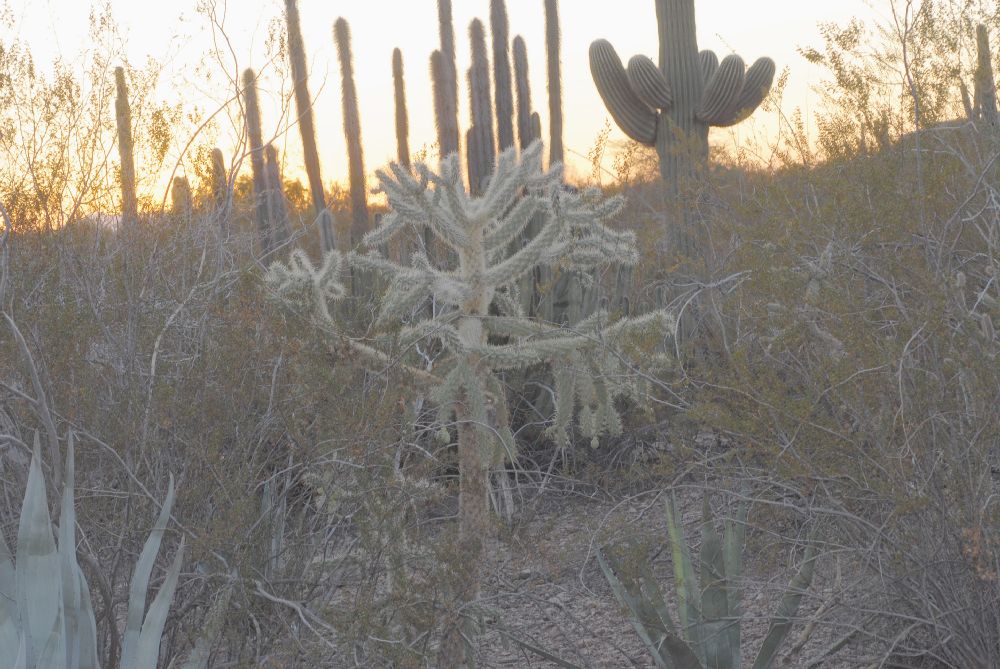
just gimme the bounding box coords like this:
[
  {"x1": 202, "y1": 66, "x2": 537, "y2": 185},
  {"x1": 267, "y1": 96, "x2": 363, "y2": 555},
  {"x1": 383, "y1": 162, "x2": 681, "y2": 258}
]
[
  {"x1": 0, "y1": 433, "x2": 183, "y2": 668},
  {"x1": 597, "y1": 494, "x2": 817, "y2": 669}
]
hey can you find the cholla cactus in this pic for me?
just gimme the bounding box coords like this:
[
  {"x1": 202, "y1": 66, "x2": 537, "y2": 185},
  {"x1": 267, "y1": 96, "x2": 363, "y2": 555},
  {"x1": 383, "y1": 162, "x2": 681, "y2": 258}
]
[
  {"x1": 0, "y1": 434, "x2": 183, "y2": 669},
  {"x1": 266, "y1": 140, "x2": 673, "y2": 666}
]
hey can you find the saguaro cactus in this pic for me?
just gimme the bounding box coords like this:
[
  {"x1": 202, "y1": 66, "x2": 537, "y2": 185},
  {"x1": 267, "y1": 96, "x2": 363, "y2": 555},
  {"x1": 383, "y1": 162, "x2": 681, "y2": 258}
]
[
  {"x1": 544, "y1": 0, "x2": 564, "y2": 166},
  {"x1": 513, "y1": 35, "x2": 538, "y2": 149},
  {"x1": 114, "y1": 67, "x2": 138, "y2": 226},
  {"x1": 491, "y1": 0, "x2": 515, "y2": 152},
  {"x1": 334, "y1": 18, "x2": 370, "y2": 248},
  {"x1": 209, "y1": 147, "x2": 230, "y2": 234},
  {"x1": 242, "y1": 68, "x2": 275, "y2": 254},
  {"x1": 974, "y1": 24, "x2": 998, "y2": 125},
  {"x1": 392, "y1": 48, "x2": 411, "y2": 168},
  {"x1": 265, "y1": 144, "x2": 291, "y2": 246},
  {"x1": 285, "y1": 0, "x2": 334, "y2": 251},
  {"x1": 170, "y1": 176, "x2": 192, "y2": 223},
  {"x1": 590, "y1": 0, "x2": 775, "y2": 197},
  {"x1": 468, "y1": 20, "x2": 496, "y2": 194},
  {"x1": 435, "y1": 0, "x2": 461, "y2": 157}
]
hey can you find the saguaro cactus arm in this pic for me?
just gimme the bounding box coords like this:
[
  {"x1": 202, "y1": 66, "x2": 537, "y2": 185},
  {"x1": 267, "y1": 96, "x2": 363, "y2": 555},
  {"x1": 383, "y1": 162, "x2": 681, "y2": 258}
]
[
  {"x1": 114, "y1": 67, "x2": 138, "y2": 225},
  {"x1": 590, "y1": 41, "x2": 657, "y2": 145}
]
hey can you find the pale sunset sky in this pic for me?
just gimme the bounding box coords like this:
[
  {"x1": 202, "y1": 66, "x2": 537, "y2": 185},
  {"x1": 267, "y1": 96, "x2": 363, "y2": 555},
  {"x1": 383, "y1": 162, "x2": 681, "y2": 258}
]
[{"x1": 7, "y1": 0, "x2": 879, "y2": 189}]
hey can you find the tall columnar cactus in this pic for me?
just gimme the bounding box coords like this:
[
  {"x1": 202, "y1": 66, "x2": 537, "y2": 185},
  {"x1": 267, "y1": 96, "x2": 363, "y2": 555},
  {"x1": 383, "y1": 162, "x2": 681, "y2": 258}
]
[
  {"x1": 242, "y1": 68, "x2": 274, "y2": 254},
  {"x1": 468, "y1": 19, "x2": 496, "y2": 194},
  {"x1": 209, "y1": 148, "x2": 230, "y2": 234},
  {"x1": 435, "y1": 0, "x2": 461, "y2": 157},
  {"x1": 430, "y1": 50, "x2": 459, "y2": 160},
  {"x1": 544, "y1": 0, "x2": 564, "y2": 166},
  {"x1": 265, "y1": 142, "x2": 672, "y2": 668},
  {"x1": 264, "y1": 144, "x2": 291, "y2": 246},
  {"x1": 334, "y1": 18, "x2": 370, "y2": 248},
  {"x1": 513, "y1": 35, "x2": 537, "y2": 149},
  {"x1": 0, "y1": 435, "x2": 183, "y2": 668},
  {"x1": 114, "y1": 67, "x2": 138, "y2": 226},
  {"x1": 170, "y1": 176, "x2": 192, "y2": 223},
  {"x1": 491, "y1": 0, "x2": 515, "y2": 152},
  {"x1": 590, "y1": 0, "x2": 775, "y2": 199},
  {"x1": 975, "y1": 24, "x2": 998, "y2": 124},
  {"x1": 598, "y1": 494, "x2": 818, "y2": 669},
  {"x1": 392, "y1": 48, "x2": 411, "y2": 169},
  {"x1": 285, "y1": 0, "x2": 334, "y2": 252}
]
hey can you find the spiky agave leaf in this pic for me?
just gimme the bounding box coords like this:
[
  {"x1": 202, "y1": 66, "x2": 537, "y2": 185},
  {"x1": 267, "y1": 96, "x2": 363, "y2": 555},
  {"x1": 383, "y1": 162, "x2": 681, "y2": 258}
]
[{"x1": 750, "y1": 541, "x2": 818, "y2": 669}]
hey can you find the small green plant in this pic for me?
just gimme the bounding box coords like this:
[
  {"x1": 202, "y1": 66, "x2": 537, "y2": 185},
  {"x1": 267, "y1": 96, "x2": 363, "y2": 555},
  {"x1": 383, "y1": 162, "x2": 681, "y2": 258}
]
[
  {"x1": 0, "y1": 434, "x2": 183, "y2": 669},
  {"x1": 598, "y1": 494, "x2": 817, "y2": 669}
]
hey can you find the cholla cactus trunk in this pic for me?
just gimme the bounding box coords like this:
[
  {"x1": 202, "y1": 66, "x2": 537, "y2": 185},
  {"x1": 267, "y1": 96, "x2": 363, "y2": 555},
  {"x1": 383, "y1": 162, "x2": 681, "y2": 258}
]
[
  {"x1": 392, "y1": 48, "x2": 412, "y2": 168},
  {"x1": 976, "y1": 24, "x2": 998, "y2": 125},
  {"x1": 285, "y1": 0, "x2": 334, "y2": 251},
  {"x1": 265, "y1": 144, "x2": 291, "y2": 247},
  {"x1": 544, "y1": 0, "x2": 564, "y2": 166},
  {"x1": 468, "y1": 20, "x2": 496, "y2": 194},
  {"x1": 210, "y1": 147, "x2": 231, "y2": 235},
  {"x1": 491, "y1": 0, "x2": 515, "y2": 152},
  {"x1": 513, "y1": 36, "x2": 534, "y2": 150},
  {"x1": 114, "y1": 67, "x2": 138, "y2": 226},
  {"x1": 334, "y1": 18, "x2": 370, "y2": 249},
  {"x1": 170, "y1": 176, "x2": 192, "y2": 223},
  {"x1": 437, "y1": 0, "x2": 461, "y2": 157},
  {"x1": 242, "y1": 68, "x2": 274, "y2": 255}
]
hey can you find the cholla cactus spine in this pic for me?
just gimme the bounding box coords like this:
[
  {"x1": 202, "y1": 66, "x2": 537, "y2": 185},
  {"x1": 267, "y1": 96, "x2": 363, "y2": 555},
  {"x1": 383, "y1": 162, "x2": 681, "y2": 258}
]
[
  {"x1": 285, "y1": 0, "x2": 334, "y2": 251},
  {"x1": 334, "y1": 17, "x2": 370, "y2": 247},
  {"x1": 392, "y1": 48, "x2": 411, "y2": 168},
  {"x1": 114, "y1": 67, "x2": 138, "y2": 226}
]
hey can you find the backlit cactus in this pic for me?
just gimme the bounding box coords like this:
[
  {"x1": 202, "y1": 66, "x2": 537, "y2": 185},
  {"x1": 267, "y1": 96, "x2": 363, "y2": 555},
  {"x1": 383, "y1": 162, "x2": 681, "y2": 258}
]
[
  {"x1": 435, "y1": 0, "x2": 461, "y2": 158},
  {"x1": 242, "y1": 68, "x2": 275, "y2": 255},
  {"x1": 491, "y1": 0, "x2": 515, "y2": 152},
  {"x1": 334, "y1": 18, "x2": 370, "y2": 248},
  {"x1": 392, "y1": 48, "x2": 411, "y2": 168},
  {"x1": 974, "y1": 24, "x2": 998, "y2": 124},
  {"x1": 544, "y1": 0, "x2": 564, "y2": 166},
  {"x1": 114, "y1": 67, "x2": 138, "y2": 226},
  {"x1": 285, "y1": 0, "x2": 334, "y2": 251},
  {"x1": 209, "y1": 148, "x2": 230, "y2": 234},
  {"x1": 467, "y1": 19, "x2": 496, "y2": 194},
  {"x1": 170, "y1": 176, "x2": 192, "y2": 223},
  {"x1": 264, "y1": 144, "x2": 290, "y2": 247},
  {"x1": 590, "y1": 0, "x2": 775, "y2": 195},
  {"x1": 513, "y1": 35, "x2": 536, "y2": 149}
]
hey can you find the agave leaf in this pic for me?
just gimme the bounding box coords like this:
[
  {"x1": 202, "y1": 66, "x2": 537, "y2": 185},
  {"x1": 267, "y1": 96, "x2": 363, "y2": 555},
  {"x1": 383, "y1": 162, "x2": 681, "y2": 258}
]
[
  {"x1": 16, "y1": 434, "x2": 61, "y2": 666},
  {"x1": 750, "y1": 542, "x2": 818, "y2": 669},
  {"x1": 665, "y1": 494, "x2": 701, "y2": 654},
  {"x1": 635, "y1": 558, "x2": 679, "y2": 638},
  {"x1": 76, "y1": 565, "x2": 100, "y2": 669},
  {"x1": 36, "y1": 605, "x2": 66, "y2": 669},
  {"x1": 121, "y1": 474, "x2": 175, "y2": 668},
  {"x1": 0, "y1": 524, "x2": 19, "y2": 660},
  {"x1": 722, "y1": 500, "x2": 748, "y2": 668},
  {"x1": 59, "y1": 433, "x2": 83, "y2": 669},
  {"x1": 699, "y1": 496, "x2": 735, "y2": 669},
  {"x1": 597, "y1": 547, "x2": 672, "y2": 669},
  {"x1": 132, "y1": 536, "x2": 185, "y2": 669},
  {"x1": 14, "y1": 633, "x2": 26, "y2": 669}
]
